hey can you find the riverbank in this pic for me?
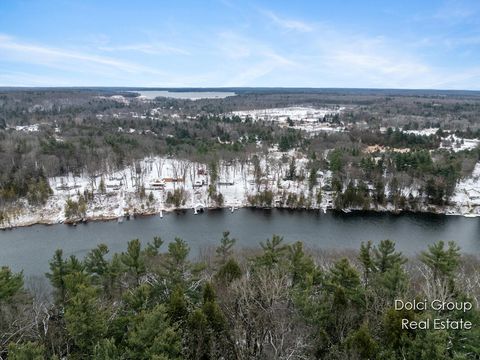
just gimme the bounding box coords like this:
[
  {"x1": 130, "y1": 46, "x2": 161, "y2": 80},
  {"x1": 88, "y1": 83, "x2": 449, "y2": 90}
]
[
  {"x1": 1, "y1": 155, "x2": 479, "y2": 230},
  {"x1": 1, "y1": 207, "x2": 479, "y2": 278},
  {"x1": 1, "y1": 202, "x2": 479, "y2": 231}
]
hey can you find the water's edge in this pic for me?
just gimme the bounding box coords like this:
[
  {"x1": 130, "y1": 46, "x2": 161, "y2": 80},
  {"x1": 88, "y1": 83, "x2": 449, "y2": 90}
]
[{"x1": 1, "y1": 204, "x2": 476, "y2": 231}]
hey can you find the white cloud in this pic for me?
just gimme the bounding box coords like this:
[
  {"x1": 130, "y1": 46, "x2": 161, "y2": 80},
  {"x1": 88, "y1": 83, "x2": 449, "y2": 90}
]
[
  {"x1": 217, "y1": 31, "x2": 296, "y2": 65},
  {"x1": 262, "y1": 10, "x2": 313, "y2": 32},
  {"x1": 323, "y1": 40, "x2": 431, "y2": 84},
  {"x1": 434, "y1": 0, "x2": 478, "y2": 21},
  {"x1": 99, "y1": 42, "x2": 190, "y2": 56},
  {"x1": 217, "y1": 32, "x2": 252, "y2": 59},
  {"x1": 0, "y1": 70, "x2": 74, "y2": 87},
  {"x1": 0, "y1": 34, "x2": 165, "y2": 75},
  {"x1": 216, "y1": 31, "x2": 298, "y2": 86},
  {"x1": 1, "y1": 6, "x2": 479, "y2": 90}
]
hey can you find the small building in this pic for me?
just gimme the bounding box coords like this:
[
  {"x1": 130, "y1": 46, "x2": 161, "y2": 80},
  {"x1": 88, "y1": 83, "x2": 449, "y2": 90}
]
[
  {"x1": 218, "y1": 180, "x2": 234, "y2": 186},
  {"x1": 193, "y1": 180, "x2": 204, "y2": 188},
  {"x1": 106, "y1": 180, "x2": 122, "y2": 190},
  {"x1": 163, "y1": 177, "x2": 183, "y2": 183},
  {"x1": 150, "y1": 179, "x2": 166, "y2": 188}
]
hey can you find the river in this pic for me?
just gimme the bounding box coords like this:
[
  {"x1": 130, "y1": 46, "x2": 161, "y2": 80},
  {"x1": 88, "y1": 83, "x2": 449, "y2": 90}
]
[{"x1": 0, "y1": 209, "x2": 479, "y2": 277}]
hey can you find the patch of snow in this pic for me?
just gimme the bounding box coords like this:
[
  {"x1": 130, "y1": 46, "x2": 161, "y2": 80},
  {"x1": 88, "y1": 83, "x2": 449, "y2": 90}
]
[
  {"x1": 14, "y1": 124, "x2": 39, "y2": 132},
  {"x1": 403, "y1": 128, "x2": 439, "y2": 136},
  {"x1": 440, "y1": 135, "x2": 479, "y2": 152},
  {"x1": 230, "y1": 106, "x2": 345, "y2": 134}
]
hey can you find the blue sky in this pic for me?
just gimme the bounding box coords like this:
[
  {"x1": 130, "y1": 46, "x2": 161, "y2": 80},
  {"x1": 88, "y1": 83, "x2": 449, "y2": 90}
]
[{"x1": 0, "y1": 0, "x2": 480, "y2": 89}]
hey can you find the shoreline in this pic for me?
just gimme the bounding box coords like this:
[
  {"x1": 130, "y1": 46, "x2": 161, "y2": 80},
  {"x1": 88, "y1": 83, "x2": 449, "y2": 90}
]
[
  {"x1": 3, "y1": 155, "x2": 478, "y2": 231},
  {"x1": 1, "y1": 204, "x2": 478, "y2": 231}
]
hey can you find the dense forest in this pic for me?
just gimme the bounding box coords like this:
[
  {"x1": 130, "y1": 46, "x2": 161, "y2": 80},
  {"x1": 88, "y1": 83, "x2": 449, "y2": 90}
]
[
  {"x1": 0, "y1": 233, "x2": 479, "y2": 359},
  {"x1": 1, "y1": 89, "x2": 480, "y2": 219}
]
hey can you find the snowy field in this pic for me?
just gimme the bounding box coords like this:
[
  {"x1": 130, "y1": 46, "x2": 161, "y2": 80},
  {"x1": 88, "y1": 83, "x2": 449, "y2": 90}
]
[
  {"x1": 2, "y1": 147, "x2": 480, "y2": 229},
  {"x1": 133, "y1": 90, "x2": 236, "y2": 100},
  {"x1": 440, "y1": 135, "x2": 480, "y2": 152},
  {"x1": 230, "y1": 106, "x2": 346, "y2": 134},
  {"x1": 450, "y1": 163, "x2": 480, "y2": 216},
  {"x1": 2, "y1": 104, "x2": 480, "y2": 228},
  {"x1": 403, "y1": 128, "x2": 480, "y2": 152},
  {"x1": 0, "y1": 150, "x2": 336, "y2": 228},
  {"x1": 403, "y1": 128, "x2": 439, "y2": 136},
  {"x1": 232, "y1": 106, "x2": 343, "y2": 122}
]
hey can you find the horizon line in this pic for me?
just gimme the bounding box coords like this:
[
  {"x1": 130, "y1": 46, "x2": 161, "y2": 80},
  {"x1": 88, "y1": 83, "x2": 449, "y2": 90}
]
[{"x1": 1, "y1": 86, "x2": 480, "y2": 93}]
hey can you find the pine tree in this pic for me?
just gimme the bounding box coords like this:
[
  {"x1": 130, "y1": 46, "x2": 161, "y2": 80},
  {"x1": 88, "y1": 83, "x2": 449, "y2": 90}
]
[
  {"x1": 167, "y1": 285, "x2": 188, "y2": 323},
  {"x1": 215, "y1": 258, "x2": 242, "y2": 285},
  {"x1": 359, "y1": 241, "x2": 374, "y2": 285},
  {"x1": 123, "y1": 283, "x2": 153, "y2": 313},
  {"x1": 105, "y1": 253, "x2": 125, "y2": 298},
  {"x1": 308, "y1": 166, "x2": 318, "y2": 191},
  {"x1": 329, "y1": 258, "x2": 362, "y2": 295},
  {"x1": 185, "y1": 283, "x2": 231, "y2": 360},
  {"x1": 373, "y1": 239, "x2": 406, "y2": 273},
  {"x1": 0, "y1": 266, "x2": 23, "y2": 301},
  {"x1": 46, "y1": 249, "x2": 68, "y2": 304},
  {"x1": 359, "y1": 240, "x2": 407, "y2": 300},
  {"x1": 410, "y1": 330, "x2": 450, "y2": 360},
  {"x1": 376, "y1": 263, "x2": 408, "y2": 300},
  {"x1": 121, "y1": 239, "x2": 146, "y2": 285},
  {"x1": 127, "y1": 304, "x2": 181, "y2": 360},
  {"x1": 85, "y1": 244, "x2": 109, "y2": 281},
  {"x1": 256, "y1": 234, "x2": 289, "y2": 268},
  {"x1": 345, "y1": 324, "x2": 379, "y2": 359},
  {"x1": 65, "y1": 285, "x2": 107, "y2": 357},
  {"x1": 93, "y1": 338, "x2": 120, "y2": 360},
  {"x1": 144, "y1": 236, "x2": 164, "y2": 257},
  {"x1": 287, "y1": 157, "x2": 297, "y2": 180},
  {"x1": 215, "y1": 231, "x2": 236, "y2": 265},
  {"x1": 163, "y1": 237, "x2": 190, "y2": 288},
  {"x1": 288, "y1": 241, "x2": 316, "y2": 287},
  {"x1": 99, "y1": 178, "x2": 106, "y2": 194},
  {"x1": 420, "y1": 241, "x2": 460, "y2": 281},
  {"x1": 8, "y1": 342, "x2": 44, "y2": 360}
]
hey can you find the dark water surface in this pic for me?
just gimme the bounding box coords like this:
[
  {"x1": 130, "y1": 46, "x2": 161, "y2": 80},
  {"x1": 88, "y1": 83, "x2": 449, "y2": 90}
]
[{"x1": 0, "y1": 209, "x2": 479, "y2": 276}]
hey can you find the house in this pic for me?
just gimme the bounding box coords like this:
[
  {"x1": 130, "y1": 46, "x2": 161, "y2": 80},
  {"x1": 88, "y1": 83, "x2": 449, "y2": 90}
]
[
  {"x1": 218, "y1": 180, "x2": 234, "y2": 186},
  {"x1": 106, "y1": 180, "x2": 122, "y2": 190},
  {"x1": 150, "y1": 179, "x2": 166, "y2": 188},
  {"x1": 193, "y1": 180, "x2": 204, "y2": 188},
  {"x1": 162, "y1": 177, "x2": 184, "y2": 183}
]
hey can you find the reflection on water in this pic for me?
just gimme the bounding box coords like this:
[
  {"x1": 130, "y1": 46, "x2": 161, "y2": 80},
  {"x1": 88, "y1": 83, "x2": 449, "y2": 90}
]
[{"x1": 0, "y1": 209, "x2": 478, "y2": 276}]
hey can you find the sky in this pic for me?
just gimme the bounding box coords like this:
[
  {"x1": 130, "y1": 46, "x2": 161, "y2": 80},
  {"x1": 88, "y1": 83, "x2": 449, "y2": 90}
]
[{"x1": 0, "y1": 0, "x2": 480, "y2": 89}]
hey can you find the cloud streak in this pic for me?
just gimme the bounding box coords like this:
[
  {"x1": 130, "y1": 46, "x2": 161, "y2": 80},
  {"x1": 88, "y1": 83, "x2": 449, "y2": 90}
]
[
  {"x1": 98, "y1": 42, "x2": 190, "y2": 56},
  {"x1": 216, "y1": 31, "x2": 298, "y2": 86},
  {"x1": 0, "y1": 34, "x2": 165, "y2": 75},
  {"x1": 0, "y1": 1, "x2": 479, "y2": 90},
  {"x1": 262, "y1": 10, "x2": 313, "y2": 32}
]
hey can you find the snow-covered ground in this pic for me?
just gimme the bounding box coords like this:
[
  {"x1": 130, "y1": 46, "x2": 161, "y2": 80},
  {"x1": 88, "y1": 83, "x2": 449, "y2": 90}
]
[
  {"x1": 2, "y1": 152, "x2": 480, "y2": 228},
  {"x1": 7, "y1": 124, "x2": 40, "y2": 132},
  {"x1": 232, "y1": 106, "x2": 343, "y2": 122},
  {"x1": 440, "y1": 135, "x2": 480, "y2": 152},
  {"x1": 133, "y1": 90, "x2": 236, "y2": 100},
  {"x1": 403, "y1": 128, "x2": 479, "y2": 153},
  {"x1": 230, "y1": 107, "x2": 346, "y2": 134},
  {"x1": 450, "y1": 163, "x2": 480, "y2": 216},
  {"x1": 0, "y1": 151, "x2": 333, "y2": 228},
  {"x1": 2, "y1": 105, "x2": 480, "y2": 228},
  {"x1": 403, "y1": 128, "x2": 439, "y2": 136}
]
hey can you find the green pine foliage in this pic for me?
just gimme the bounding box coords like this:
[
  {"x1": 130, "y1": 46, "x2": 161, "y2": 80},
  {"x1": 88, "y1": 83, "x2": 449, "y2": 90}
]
[
  {"x1": 0, "y1": 266, "x2": 23, "y2": 301},
  {"x1": 1, "y1": 236, "x2": 479, "y2": 359}
]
